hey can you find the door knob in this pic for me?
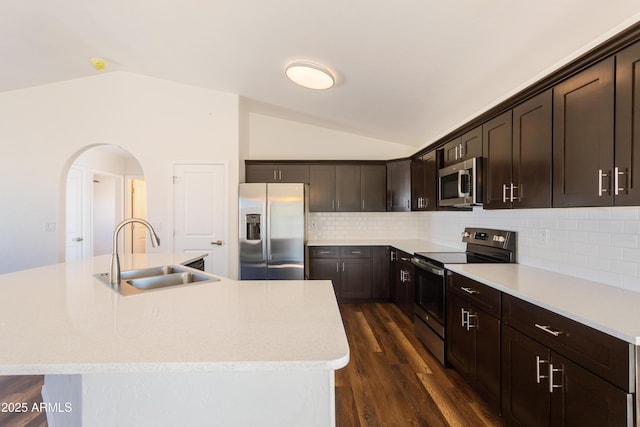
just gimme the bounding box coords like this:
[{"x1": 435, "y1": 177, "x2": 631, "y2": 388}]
[
  {"x1": 211, "y1": 240, "x2": 224, "y2": 246},
  {"x1": 72, "y1": 237, "x2": 84, "y2": 242}
]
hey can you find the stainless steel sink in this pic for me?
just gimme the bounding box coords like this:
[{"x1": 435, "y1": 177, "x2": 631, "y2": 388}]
[{"x1": 94, "y1": 265, "x2": 220, "y2": 296}]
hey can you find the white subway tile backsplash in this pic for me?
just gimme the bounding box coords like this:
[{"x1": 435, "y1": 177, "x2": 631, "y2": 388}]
[{"x1": 308, "y1": 206, "x2": 640, "y2": 292}]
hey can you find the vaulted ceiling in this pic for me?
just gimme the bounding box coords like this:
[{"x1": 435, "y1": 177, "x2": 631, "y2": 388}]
[{"x1": 3, "y1": 1, "x2": 640, "y2": 148}]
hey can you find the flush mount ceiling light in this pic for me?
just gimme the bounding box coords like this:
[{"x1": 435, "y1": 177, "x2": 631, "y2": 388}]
[{"x1": 285, "y1": 61, "x2": 335, "y2": 90}]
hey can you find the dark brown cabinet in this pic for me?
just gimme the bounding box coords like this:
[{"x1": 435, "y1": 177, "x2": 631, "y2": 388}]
[
  {"x1": 309, "y1": 164, "x2": 386, "y2": 212},
  {"x1": 446, "y1": 273, "x2": 501, "y2": 413},
  {"x1": 442, "y1": 126, "x2": 482, "y2": 166},
  {"x1": 393, "y1": 250, "x2": 414, "y2": 319},
  {"x1": 411, "y1": 150, "x2": 438, "y2": 211},
  {"x1": 501, "y1": 294, "x2": 634, "y2": 426},
  {"x1": 308, "y1": 246, "x2": 391, "y2": 301},
  {"x1": 387, "y1": 160, "x2": 411, "y2": 212},
  {"x1": 615, "y1": 40, "x2": 640, "y2": 206},
  {"x1": 335, "y1": 165, "x2": 361, "y2": 212},
  {"x1": 246, "y1": 163, "x2": 309, "y2": 183},
  {"x1": 371, "y1": 246, "x2": 390, "y2": 299},
  {"x1": 360, "y1": 165, "x2": 387, "y2": 212},
  {"x1": 483, "y1": 90, "x2": 553, "y2": 209},
  {"x1": 553, "y1": 58, "x2": 615, "y2": 207},
  {"x1": 309, "y1": 165, "x2": 336, "y2": 211}
]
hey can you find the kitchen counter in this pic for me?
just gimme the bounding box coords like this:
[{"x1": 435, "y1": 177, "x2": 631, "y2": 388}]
[
  {"x1": 446, "y1": 263, "x2": 640, "y2": 345},
  {"x1": 0, "y1": 254, "x2": 349, "y2": 426},
  {"x1": 307, "y1": 238, "x2": 460, "y2": 255},
  {"x1": 0, "y1": 253, "x2": 349, "y2": 374}
]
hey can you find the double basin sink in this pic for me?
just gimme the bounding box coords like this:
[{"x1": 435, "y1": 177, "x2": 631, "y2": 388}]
[{"x1": 94, "y1": 265, "x2": 220, "y2": 296}]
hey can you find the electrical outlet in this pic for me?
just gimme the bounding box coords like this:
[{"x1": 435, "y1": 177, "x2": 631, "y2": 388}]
[{"x1": 44, "y1": 222, "x2": 56, "y2": 232}]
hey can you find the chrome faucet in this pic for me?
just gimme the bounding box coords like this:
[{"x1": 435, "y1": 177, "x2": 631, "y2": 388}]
[{"x1": 110, "y1": 218, "x2": 160, "y2": 286}]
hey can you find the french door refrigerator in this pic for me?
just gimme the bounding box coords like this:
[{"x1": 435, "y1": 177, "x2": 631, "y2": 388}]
[{"x1": 239, "y1": 183, "x2": 307, "y2": 280}]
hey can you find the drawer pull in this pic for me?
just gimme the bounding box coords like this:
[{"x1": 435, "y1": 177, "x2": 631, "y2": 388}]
[
  {"x1": 460, "y1": 286, "x2": 479, "y2": 295},
  {"x1": 534, "y1": 323, "x2": 563, "y2": 337},
  {"x1": 318, "y1": 250, "x2": 332, "y2": 254},
  {"x1": 351, "y1": 250, "x2": 361, "y2": 254}
]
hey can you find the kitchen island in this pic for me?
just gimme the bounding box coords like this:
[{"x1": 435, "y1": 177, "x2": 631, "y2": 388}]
[{"x1": 0, "y1": 254, "x2": 349, "y2": 426}]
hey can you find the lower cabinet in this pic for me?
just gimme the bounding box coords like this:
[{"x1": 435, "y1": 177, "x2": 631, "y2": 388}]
[
  {"x1": 446, "y1": 273, "x2": 501, "y2": 413},
  {"x1": 502, "y1": 325, "x2": 633, "y2": 426},
  {"x1": 308, "y1": 246, "x2": 390, "y2": 302},
  {"x1": 501, "y1": 293, "x2": 634, "y2": 426},
  {"x1": 393, "y1": 250, "x2": 414, "y2": 319}
]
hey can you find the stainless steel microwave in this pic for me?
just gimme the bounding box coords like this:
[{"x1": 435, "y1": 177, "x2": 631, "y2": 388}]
[{"x1": 438, "y1": 157, "x2": 482, "y2": 207}]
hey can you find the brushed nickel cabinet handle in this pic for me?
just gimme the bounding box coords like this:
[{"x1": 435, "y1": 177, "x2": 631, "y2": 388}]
[
  {"x1": 460, "y1": 286, "x2": 478, "y2": 295},
  {"x1": 534, "y1": 323, "x2": 562, "y2": 337},
  {"x1": 536, "y1": 355, "x2": 549, "y2": 384},
  {"x1": 549, "y1": 363, "x2": 564, "y2": 393},
  {"x1": 598, "y1": 169, "x2": 609, "y2": 196}
]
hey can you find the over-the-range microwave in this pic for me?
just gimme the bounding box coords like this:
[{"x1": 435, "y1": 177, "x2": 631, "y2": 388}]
[{"x1": 438, "y1": 157, "x2": 482, "y2": 207}]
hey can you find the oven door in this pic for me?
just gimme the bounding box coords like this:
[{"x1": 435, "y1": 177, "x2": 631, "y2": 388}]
[{"x1": 411, "y1": 257, "x2": 446, "y2": 338}]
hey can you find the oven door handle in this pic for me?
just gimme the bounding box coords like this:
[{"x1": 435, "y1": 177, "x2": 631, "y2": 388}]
[{"x1": 411, "y1": 258, "x2": 445, "y2": 276}]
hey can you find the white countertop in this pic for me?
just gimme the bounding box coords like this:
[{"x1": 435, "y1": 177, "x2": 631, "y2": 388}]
[
  {"x1": 0, "y1": 254, "x2": 350, "y2": 375},
  {"x1": 307, "y1": 239, "x2": 460, "y2": 255},
  {"x1": 446, "y1": 264, "x2": 640, "y2": 345}
]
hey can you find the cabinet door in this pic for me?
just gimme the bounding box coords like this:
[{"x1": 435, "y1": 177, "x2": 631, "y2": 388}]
[
  {"x1": 615, "y1": 40, "x2": 640, "y2": 206},
  {"x1": 473, "y1": 308, "x2": 501, "y2": 413},
  {"x1": 443, "y1": 136, "x2": 462, "y2": 166},
  {"x1": 502, "y1": 325, "x2": 551, "y2": 427},
  {"x1": 553, "y1": 58, "x2": 615, "y2": 207},
  {"x1": 340, "y1": 258, "x2": 372, "y2": 300},
  {"x1": 512, "y1": 89, "x2": 553, "y2": 208},
  {"x1": 423, "y1": 150, "x2": 438, "y2": 211},
  {"x1": 335, "y1": 165, "x2": 361, "y2": 211},
  {"x1": 246, "y1": 164, "x2": 278, "y2": 182},
  {"x1": 278, "y1": 165, "x2": 309, "y2": 183},
  {"x1": 371, "y1": 246, "x2": 390, "y2": 299},
  {"x1": 386, "y1": 160, "x2": 411, "y2": 211},
  {"x1": 483, "y1": 110, "x2": 513, "y2": 209},
  {"x1": 550, "y1": 352, "x2": 634, "y2": 427},
  {"x1": 361, "y1": 165, "x2": 386, "y2": 212},
  {"x1": 309, "y1": 165, "x2": 336, "y2": 212},
  {"x1": 460, "y1": 126, "x2": 483, "y2": 160},
  {"x1": 411, "y1": 158, "x2": 426, "y2": 210},
  {"x1": 395, "y1": 255, "x2": 414, "y2": 318},
  {"x1": 309, "y1": 258, "x2": 341, "y2": 299},
  {"x1": 446, "y1": 291, "x2": 471, "y2": 376}
]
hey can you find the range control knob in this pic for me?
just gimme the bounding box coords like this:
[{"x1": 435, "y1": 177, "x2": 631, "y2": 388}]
[
  {"x1": 493, "y1": 235, "x2": 506, "y2": 243},
  {"x1": 462, "y1": 231, "x2": 471, "y2": 238}
]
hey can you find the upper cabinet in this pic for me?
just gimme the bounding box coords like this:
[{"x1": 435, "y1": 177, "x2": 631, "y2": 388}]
[
  {"x1": 442, "y1": 126, "x2": 482, "y2": 167},
  {"x1": 483, "y1": 90, "x2": 553, "y2": 209},
  {"x1": 411, "y1": 150, "x2": 439, "y2": 211},
  {"x1": 615, "y1": 40, "x2": 640, "y2": 206},
  {"x1": 309, "y1": 163, "x2": 386, "y2": 212},
  {"x1": 386, "y1": 159, "x2": 411, "y2": 212},
  {"x1": 246, "y1": 163, "x2": 309, "y2": 183},
  {"x1": 553, "y1": 58, "x2": 615, "y2": 207}
]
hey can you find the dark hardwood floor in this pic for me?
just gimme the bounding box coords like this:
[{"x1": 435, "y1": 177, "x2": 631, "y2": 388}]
[
  {"x1": 0, "y1": 375, "x2": 47, "y2": 427},
  {"x1": 336, "y1": 303, "x2": 505, "y2": 427}
]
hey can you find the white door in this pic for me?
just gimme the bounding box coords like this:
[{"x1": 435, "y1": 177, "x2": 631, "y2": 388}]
[
  {"x1": 65, "y1": 167, "x2": 84, "y2": 261},
  {"x1": 173, "y1": 164, "x2": 227, "y2": 276},
  {"x1": 131, "y1": 178, "x2": 148, "y2": 253}
]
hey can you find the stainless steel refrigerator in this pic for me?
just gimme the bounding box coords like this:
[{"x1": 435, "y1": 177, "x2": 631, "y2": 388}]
[{"x1": 239, "y1": 183, "x2": 307, "y2": 280}]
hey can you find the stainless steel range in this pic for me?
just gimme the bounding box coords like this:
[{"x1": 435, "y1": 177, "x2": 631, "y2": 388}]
[{"x1": 411, "y1": 228, "x2": 516, "y2": 365}]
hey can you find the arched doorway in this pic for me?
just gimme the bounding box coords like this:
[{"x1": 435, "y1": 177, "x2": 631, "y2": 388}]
[{"x1": 64, "y1": 145, "x2": 146, "y2": 261}]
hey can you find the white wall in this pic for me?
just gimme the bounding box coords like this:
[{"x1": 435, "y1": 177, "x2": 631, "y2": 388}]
[
  {"x1": 248, "y1": 113, "x2": 413, "y2": 160},
  {"x1": 0, "y1": 71, "x2": 240, "y2": 274}
]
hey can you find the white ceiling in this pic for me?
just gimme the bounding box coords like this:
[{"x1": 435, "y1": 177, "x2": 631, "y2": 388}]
[{"x1": 3, "y1": 1, "x2": 640, "y2": 148}]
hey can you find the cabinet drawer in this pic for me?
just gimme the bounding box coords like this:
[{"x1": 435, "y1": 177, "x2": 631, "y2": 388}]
[
  {"x1": 340, "y1": 246, "x2": 372, "y2": 258},
  {"x1": 503, "y1": 294, "x2": 634, "y2": 392},
  {"x1": 308, "y1": 246, "x2": 340, "y2": 258},
  {"x1": 447, "y1": 272, "x2": 501, "y2": 318}
]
